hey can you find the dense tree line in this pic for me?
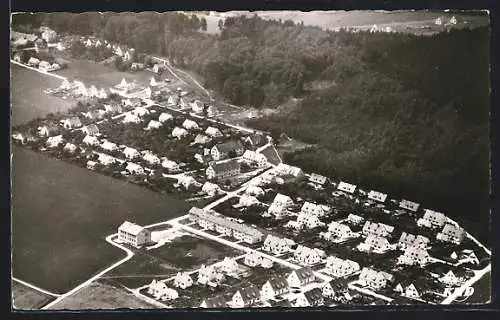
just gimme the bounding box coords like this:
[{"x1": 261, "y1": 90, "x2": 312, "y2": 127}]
[{"x1": 11, "y1": 12, "x2": 490, "y2": 242}]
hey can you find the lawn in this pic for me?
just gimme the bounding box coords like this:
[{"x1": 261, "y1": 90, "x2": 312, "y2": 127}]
[
  {"x1": 105, "y1": 235, "x2": 243, "y2": 289},
  {"x1": 12, "y1": 146, "x2": 191, "y2": 294},
  {"x1": 11, "y1": 63, "x2": 75, "y2": 126},
  {"x1": 47, "y1": 280, "x2": 157, "y2": 310},
  {"x1": 11, "y1": 281, "x2": 55, "y2": 310}
]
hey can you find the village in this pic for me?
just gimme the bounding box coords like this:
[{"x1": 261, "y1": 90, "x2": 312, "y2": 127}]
[{"x1": 11, "y1": 25, "x2": 492, "y2": 309}]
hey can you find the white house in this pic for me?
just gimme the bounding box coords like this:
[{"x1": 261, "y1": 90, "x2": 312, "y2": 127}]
[
  {"x1": 126, "y1": 162, "x2": 145, "y2": 175},
  {"x1": 242, "y1": 150, "x2": 268, "y2": 167},
  {"x1": 437, "y1": 223, "x2": 466, "y2": 245},
  {"x1": 439, "y1": 270, "x2": 461, "y2": 287},
  {"x1": 28, "y1": 57, "x2": 40, "y2": 67},
  {"x1": 337, "y1": 181, "x2": 357, "y2": 194},
  {"x1": 173, "y1": 272, "x2": 194, "y2": 289},
  {"x1": 190, "y1": 100, "x2": 205, "y2": 113},
  {"x1": 260, "y1": 276, "x2": 289, "y2": 300},
  {"x1": 100, "y1": 140, "x2": 118, "y2": 152},
  {"x1": 274, "y1": 163, "x2": 303, "y2": 177},
  {"x1": 123, "y1": 147, "x2": 140, "y2": 160},
  {"x1": 367, "y1": 190, "x2": 388, "y2": 203},
  {"x1": 286, "y1": 267, "x2": 316, "y2": 288},
  {"x1": 362, "y1": 221, "x2": 393, "y2": 238},
  {"x1": 182, "y1": 119, "x2": 199, "y2": 130},
  {"x1": 273, "y1": 193, "x2": 294, "y2": 208},
  {"x1": 118, "y1": 221, "x2": 151, "y2": 247},
  {"x1": 262, "y1": 235, "x2": 292, "y2": 255},
  {"x1": 309, "y1": 173, "x2": 327, "y2": 186},
  {"x1": 63, "y1": 142, "x2": 77, "y2": 153},
  {"x1": 142, "y1": 151, "x2": 161, "y2": 165},
  {"x1": 161, "y1": 158, "x2": 179, "y2": 171},
  {"x1": 397, "y1": 246, "x2": 430, "y2": 267},
  {"x1": 296, "y1": 213, "x2": 323, "y2": 229},
  {"x1": 398, "y1": 232, "x2": 430, "y2": 250},
  {"x1": 172, "y1": 127, "x2": 188, "y2": 139},
  {"x1": 404, "y1": 283, "x2": 420, "y2": 299},
  {"x1": 400, "y1": 199, "x2": 420, "y2": 212},
  {"x1": 177, "y1": 175, "x2": 198, "y2": 190},
  {"x1": 219, "y1": 257, "x2": 239, "y2": 274},
  {"x1": 193, "y1": 134, "x2": 211, "y2": 145},
  {"x1": 98, "y1": 153, "x2": 116, "y2": 166},
  {"x1": 82, "y1": 135, "x2": 100, "y2": 146},
  {"x1": 244, "y1": 252, "x2": 263, "y2": 267},
  {"x1": 205, "y1": 126, "x2": 223, "y2": 138},
  {"x1": 122, "y1": 112, "x2": 141, "y2": 124},
  {"x1": 60, "y1": 116, "x2": 82, "y2": 129},
  {"x1": 81, "y1": 123, "x2": 100, "y2": 136},
  {"x1": 347, "y1": 214, "x2": 365, "y2": 226},
  {"x1": 202, "y1": 182, "x2": 221, "y2": 197},
  {"x1": 359, "y1": 235, "x2": 391, "y2": 253},
  {"x1": 158, "y1": 112, "x2": 173, "y2": 123},
  {"x1": 325, "y1": 256, "x2": 360, "y2": 278},
  {"x1": 197, "y1": 264, "x2": 217, "y2": 285},
  {"x1": 358, "y1": 268, "x2": 393, "y2": 291},
  {"x1": 294, "y1": 245, "x2": 322, "y2": 266},
  {"x1": 131, "y1": 106, "x2": 150, "y2": 117},
  {"x1": 231, "y1": 284, "x2": 261, "y2": 308},
  {"x1": 300, "y1": 201, "x2": 330, "y2": 217},
  {"x1": 327, "y1": 221, "x2": 354, "y2": 240},
  {"x1": 417, "y1": 209, "x2": 447, "y2": 229},
  {"x1": 146, "y1": 120, "x2": 162, "y2": 130}
]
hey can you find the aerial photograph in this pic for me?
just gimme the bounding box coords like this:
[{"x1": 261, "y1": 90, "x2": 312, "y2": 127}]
[{"x1": 10, "y1": 10, "x2": 491, "y2": 310}]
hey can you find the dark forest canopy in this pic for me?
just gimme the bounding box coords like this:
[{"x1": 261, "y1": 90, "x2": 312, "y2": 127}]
[{"x1": 11, "y1": 12, "x2": 490, "y2": 242}]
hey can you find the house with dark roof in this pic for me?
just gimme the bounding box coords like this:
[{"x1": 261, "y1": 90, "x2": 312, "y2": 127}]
[
  {"x1": 294, "y1": 288, "x2": 324, "y2": 307},
  {"x1": 60, "y1": 116, "x2": 82, "y2": 129},
  {"x1": 200, "y1": 296, "x2": 227, "y2": 308},
  {"x1": 286, "y1": 267, "x2": 316, "y2": 288},
  {"x1": 243, "y1": 133, "x2": 267, "y2": 149},
  {"x1": 231, "y1": 284, "x2": 261, "y2": 308},
  {"x1": 206, "y1": 159, "x2": 241, "y2": 180},
  {"x1": 322, "y1": 278, "x2": 349, "y2": 298},
  {"x1": 259, "y1": 144, "x2": 282, "y2": 166},
  {"x1": 211, "y1": 140, "x2": 245, "y2": 160},
  {"x1": 261, "y1": 276, "x2": 289, "y2": 300},
  {"x1": 38, "y1": 122, "x2": 60, "y2": 137},
  {"x1": 82, "y1": 124, "x2": 100, "y2": 136}
]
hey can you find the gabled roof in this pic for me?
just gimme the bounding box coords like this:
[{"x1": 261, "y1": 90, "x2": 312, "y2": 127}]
[
  {"x1": 245, "y1": 133, "x2": 266, "y2": 146},
  {"x1": 400, "y1": 199, "x2": 420, "y2": 212},
  {"x1": 209, "y1": 159, "x2": 240, "y2": 174},
  {"x1": 292, "y1": 267, "x2": 315, "y2": 282},
  {"x1": 338, "y1": 181, "x2": 357, "y2": 193},
  {"x1": 201, "y1": 295, "x2": 227, "y2": 308},
  {"x1": 309, "y1": 173, "x2": 327, "y2": 184},
  {"x1": 267, "y1": 276, "x2": 288, "y2": 292},
  {"x1": 214, "y1": 140, "x2": 244, "y2": 154},
  {"x1": 237, "y1": 284, "x2": 260, "y2": 304},
  {"x1": 326, "y1": 278, "x2": 349, "y2": 292},
  {"x1": 303, "y1": 288, "x2": 323, "y2": 303},
  {"x1": 118, "y1": 221, "x2": 147, "y2": 236}
]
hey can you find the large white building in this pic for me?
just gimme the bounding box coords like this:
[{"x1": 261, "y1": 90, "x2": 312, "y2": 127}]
[{"x1": 117, "y1": 221, "x2": 151, "y2": 247}]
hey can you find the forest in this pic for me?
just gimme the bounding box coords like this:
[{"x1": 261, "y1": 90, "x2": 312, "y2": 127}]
[{"x1": 11, "y1": 12, "x2": 490, "y2": 242}]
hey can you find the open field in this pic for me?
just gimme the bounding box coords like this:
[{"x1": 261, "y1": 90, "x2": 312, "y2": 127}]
[
  {"x1": 12, "y1": 281, "x2": 55, "y2": 310},
  {"x1": 11, "y1": 63, "x2": 75, "y2": 126},
  {"x1": 47, "y1": 280, "x2": 157, "y2": 310},
  {"x1": 105, "y1": 234, "x2": 243, "y2": 289}
]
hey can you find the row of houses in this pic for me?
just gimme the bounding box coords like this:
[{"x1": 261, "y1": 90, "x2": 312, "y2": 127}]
[{"x1": 189, "y1": 207, "x2": 264, "y2": 244}]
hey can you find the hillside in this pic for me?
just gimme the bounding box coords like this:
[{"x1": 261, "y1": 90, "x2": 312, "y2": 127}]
[{"x1": 11, "y1": 12, "x2": 491, "y2": 243}]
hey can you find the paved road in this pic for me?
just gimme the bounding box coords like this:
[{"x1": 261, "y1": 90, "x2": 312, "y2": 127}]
[{"x1": 12, "y1": 277, "x2": 62, "y2": 298}]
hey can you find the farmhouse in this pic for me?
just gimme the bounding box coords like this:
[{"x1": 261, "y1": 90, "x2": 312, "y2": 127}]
[
  {"x1": 206, "y1": 159, "x2": 241, "y2": 180},
  {"x1": 205, "y1": 126, "x2": 223, "y2": 138},
  {"x1": 327, "y1": 221, "x2": 354, "y2": 239},
  {"x1": 172, "y1": 126, "x2": 189, "y2": 139},
  {"x1": 294, "y1": 288, "x2": 324, "y2": 307},
  {"x1": 262, "y1": 235, "x2": 292, "y2": 255},
  {"x1": 309, "y1": 173, "x2": 327, "y2": 186},
  {"x1": 397, "y1": 232, "x2": 430, "y2": 250},
  {"x1": 367, "y1": 190, "x2": 388, "y2": 203},
  {"x1": 123, "y1": 147, "x2": 140, "y2": 160},
  {"x1": 60, "y1": 116, "x2": 82, "y2": 129},
  {"x1": 126, "y1": 162, "x2": 145, "y2": 175},
  {"x1": 98, "y1": 153, "x2": 116, "y2": 166},
  {"x1": 100, "y1": 140, "x2": 118, "y2": 152},
  {"x1": 337, "y1": 181, "x2": 357, "y2": 194},
  {"x1": 261, "y1": 276, "x2": 289, "y2": 300},
  {"x1": 286, "y1": 267, "x2": 316, "y2": 288},
  {"x1": 238, "y1": 194, "x2": 260, "y2": 207},
  {"x1": 300, "y1": 201, "x2": 330, "y2": 217},
  {"x1": 202, "y1": 182, "x2": 221, "y2": 196},
  {"x1": 200, "y1": 296, "x2": 227, "y2": 308},
  {"x1": 296, "y1": 213, "x2": 322, "y2": 229},
  {"x1": 358, "y1": 268, "x2": 394, "y2": 291},
  {"x1": 325, "y1": 256, "x2": 360, "y2": 278},
  {"x1": 231, "y1": 284, "x2": 261, "y2": 308},
  {"x1": 347, "y1": 214, "x2": 365, "y2": 226},
  {"x1": 173, "y1": 272, "x2": 194, "y2": 289},
  {"x1": 142, "y1": 151, "x2": 161, "y2": 165},
  {"x1": 437, "y1": 223, "x2": 466, "y2": 245},
  {"x1": 82, "y1": 124, "x2": 100, "y2": 136},
  {"x1": 294, "y1": 245, "x2": 322, "y2": 266},
  {"x1": 242, "y1": 150, "x2": 268, "y2": 167},
  {"x1": 82, "y1": 135, "x2": 100, "y2": 146},
  {"x1": 158, "y1": 112, "x2": 173, "y2": 123},
  {"x1": 397, "y1": 246, "x2": 430, "y2": 266},
  {"x1": 118, "y1": 221, "x2": 151, "y2": 247},
  {"x1": 400, "y1": 199, "x2": 420, "y2": 212},
  {"x1": 38, "y1": 123, "x2": 59, "y2": 137},
  {"x1": 211, "y1": 140, "x2": 245, "y2": 160},
  {"x1": 244, "y1": 252, "x2": 263, "y2": 267},
  {"x1": 182, "y1": 119, "x2": 199, "y2": 130},
  {"x1": 146, "y1": 120, "x2": 162, "y2": 130},
  {"x1": 417, "y1": 209, "x2": 447, "y2": 229},
  {"x1": 46, "y1": 135, "x2": 64, "y2": 148}
]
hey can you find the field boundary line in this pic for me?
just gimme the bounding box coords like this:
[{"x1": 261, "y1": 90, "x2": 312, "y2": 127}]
[
  {"x1": 11, "y1": 60, "x2": 67, "y2": 81},
  {"x1": 12, "y1": 277, "x2": 62, "y2": 297},
  {"x1": 41, "y1": 234, "x2": 134, "y2": 310}
]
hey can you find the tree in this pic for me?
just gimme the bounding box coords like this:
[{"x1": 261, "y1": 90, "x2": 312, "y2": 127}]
[
  {"x1": 200, "y1": 17, "x2": 207, "y2": 31},
  {"x1": 217, "y1": 19, "x2": 224, "y2": 31}
]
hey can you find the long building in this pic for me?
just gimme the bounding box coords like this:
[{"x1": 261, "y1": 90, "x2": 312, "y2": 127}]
[{"x1": 189, "y1": 207, "x2": 264, "y2": 244}]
